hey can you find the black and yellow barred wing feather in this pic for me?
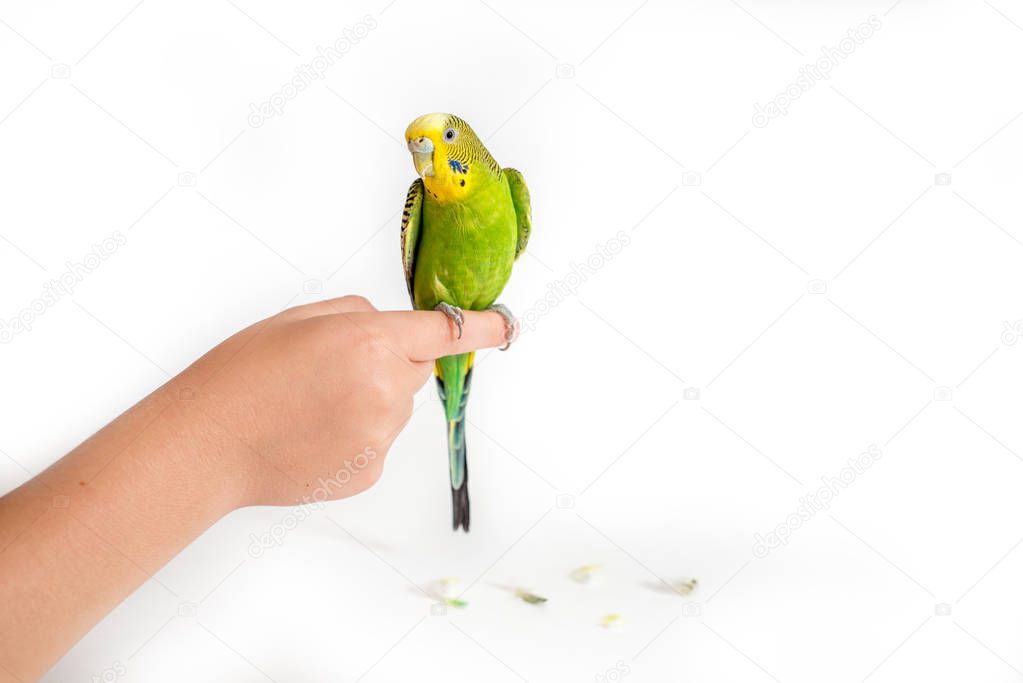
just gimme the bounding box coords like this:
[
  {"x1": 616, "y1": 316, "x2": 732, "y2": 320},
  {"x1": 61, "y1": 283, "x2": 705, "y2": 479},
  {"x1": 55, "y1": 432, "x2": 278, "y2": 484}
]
[{"x1": 400, "y1": 178, "x2": 424, "y2": 304}]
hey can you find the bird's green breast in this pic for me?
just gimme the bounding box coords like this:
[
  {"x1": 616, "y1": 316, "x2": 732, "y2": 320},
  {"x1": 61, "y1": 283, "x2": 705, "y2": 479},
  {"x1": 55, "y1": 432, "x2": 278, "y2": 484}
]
[{"x1": 413, "y1": 175, "x2": 517, "y2": 311}]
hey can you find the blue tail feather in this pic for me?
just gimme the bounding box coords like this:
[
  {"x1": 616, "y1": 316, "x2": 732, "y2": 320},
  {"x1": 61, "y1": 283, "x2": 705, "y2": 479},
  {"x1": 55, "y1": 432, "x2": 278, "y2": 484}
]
[{"x1": 435, "y1": 356, "x2": 473, "y2": 532}]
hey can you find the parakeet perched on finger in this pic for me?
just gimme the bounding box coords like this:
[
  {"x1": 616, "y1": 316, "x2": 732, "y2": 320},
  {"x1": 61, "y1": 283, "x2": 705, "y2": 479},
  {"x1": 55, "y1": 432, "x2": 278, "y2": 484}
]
[{"x1": 400, "y1": 112, "x2": 531, "y2": 532}]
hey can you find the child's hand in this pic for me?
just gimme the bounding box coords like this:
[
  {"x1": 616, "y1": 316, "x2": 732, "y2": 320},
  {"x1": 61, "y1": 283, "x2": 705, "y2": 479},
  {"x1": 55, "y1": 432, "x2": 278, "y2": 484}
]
[
  {"x1": 178, "y1": 295, "x2": 509, "y2": 508},
  {"x1": 0, "y1": 294, "x2": 510, "y2": 680}
]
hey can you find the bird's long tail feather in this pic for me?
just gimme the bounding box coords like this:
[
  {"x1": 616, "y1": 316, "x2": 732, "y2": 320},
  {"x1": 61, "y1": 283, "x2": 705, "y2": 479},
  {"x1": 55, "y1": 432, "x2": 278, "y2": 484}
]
[{"x1": 435, "y1": 352, "x2": 473, "y2": 531}]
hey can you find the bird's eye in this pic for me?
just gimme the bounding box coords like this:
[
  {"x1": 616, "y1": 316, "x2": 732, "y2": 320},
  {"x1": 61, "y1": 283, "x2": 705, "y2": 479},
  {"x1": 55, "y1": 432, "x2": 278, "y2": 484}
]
[{"x1": 443, "y1": 127, "x2": 458, "y2": 142}]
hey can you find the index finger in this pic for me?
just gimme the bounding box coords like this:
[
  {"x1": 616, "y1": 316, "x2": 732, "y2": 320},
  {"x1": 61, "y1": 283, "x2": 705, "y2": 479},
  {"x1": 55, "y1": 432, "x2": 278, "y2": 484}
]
[{"x1": 375, "y1": 310, "x2": 511, "y2": 361}]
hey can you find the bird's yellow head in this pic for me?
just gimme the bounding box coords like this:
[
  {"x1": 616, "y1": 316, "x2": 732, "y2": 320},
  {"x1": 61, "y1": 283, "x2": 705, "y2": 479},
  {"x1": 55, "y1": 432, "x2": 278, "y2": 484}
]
[{"x1": 405, "y1": 113, "x2": 500, "y2": 203}]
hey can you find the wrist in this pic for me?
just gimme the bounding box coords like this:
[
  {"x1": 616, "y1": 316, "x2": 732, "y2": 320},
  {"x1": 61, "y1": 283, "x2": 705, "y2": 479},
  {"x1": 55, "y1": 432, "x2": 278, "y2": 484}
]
[{"x1": 156, "y1": 398, "x2": 252, "y2": 518}]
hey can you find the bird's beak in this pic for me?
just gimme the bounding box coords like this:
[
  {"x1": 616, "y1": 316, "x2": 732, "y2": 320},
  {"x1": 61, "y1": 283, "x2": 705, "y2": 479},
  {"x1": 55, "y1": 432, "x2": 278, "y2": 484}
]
[{"x1": 407, "y1": 136, "x2": 435, "y2": 178}]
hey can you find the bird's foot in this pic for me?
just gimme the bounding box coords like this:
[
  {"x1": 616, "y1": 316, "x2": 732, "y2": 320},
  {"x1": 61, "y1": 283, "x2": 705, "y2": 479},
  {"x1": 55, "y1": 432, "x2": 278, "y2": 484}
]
[
  {"x1": 486, "y1": 304, "x2": 518, "y2": 351},
  {"x1": 434, "y1": 302, "x2": 465, "y2": 340}
]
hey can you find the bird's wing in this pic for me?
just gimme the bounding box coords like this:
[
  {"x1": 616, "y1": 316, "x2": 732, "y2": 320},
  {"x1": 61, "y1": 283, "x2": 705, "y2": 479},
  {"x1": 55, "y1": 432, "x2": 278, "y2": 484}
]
[
  {"x1": 503, "y1": 168, "x2": 531, "y2": 260},
  {"x1": 400, "y1": 178, "x2": 424, "y2": 305}
]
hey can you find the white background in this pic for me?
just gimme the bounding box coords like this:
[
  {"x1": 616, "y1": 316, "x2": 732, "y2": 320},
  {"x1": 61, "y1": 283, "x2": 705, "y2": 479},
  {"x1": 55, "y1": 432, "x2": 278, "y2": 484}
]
[{"x1": 2, "y1": 0, "x2": 1023, "y2": 681}]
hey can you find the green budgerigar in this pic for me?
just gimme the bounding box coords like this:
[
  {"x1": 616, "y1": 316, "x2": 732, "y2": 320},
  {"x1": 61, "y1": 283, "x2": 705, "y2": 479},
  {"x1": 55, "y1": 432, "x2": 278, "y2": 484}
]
[{"x1": 400, "y1": 112, "x2": 531, "y2": 532}]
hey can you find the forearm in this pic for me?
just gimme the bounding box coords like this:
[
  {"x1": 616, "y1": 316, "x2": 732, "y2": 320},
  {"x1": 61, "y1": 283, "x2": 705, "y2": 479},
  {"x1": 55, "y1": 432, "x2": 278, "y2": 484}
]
[{"x1": 0, "y1": 382, "x2": 244, "y2": 681}]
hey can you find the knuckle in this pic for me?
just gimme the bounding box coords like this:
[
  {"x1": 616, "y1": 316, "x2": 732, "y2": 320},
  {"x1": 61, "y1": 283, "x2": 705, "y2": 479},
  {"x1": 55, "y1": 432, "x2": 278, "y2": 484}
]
[
  {"x1": 360, "y1": 461, "x2": 384, "y2": 488},
  {"x1": 273, "y1": 306, "x2": 303, "y2": 323},
  {"x1": 374, "y1": 375, "x2": 404, "y2": 408},
  {"x1": 358, "y1": 333, "x2": 393, "y2": 364},
  {"x1": 338, "y1": 294, "x2": 373, "y2": 311},
  {"x1": 398, "y1": 395, "x2": 414, "y2": 420}
]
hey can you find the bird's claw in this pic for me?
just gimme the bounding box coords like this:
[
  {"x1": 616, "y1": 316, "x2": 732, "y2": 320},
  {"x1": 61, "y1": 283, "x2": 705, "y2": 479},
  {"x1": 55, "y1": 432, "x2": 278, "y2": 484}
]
[
  {"x1": 486, "y1": 304, "x2": 518, "y2": 351},
  {"x1": 435, "y1": 302, "x2": 464, "y2": 340}
]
